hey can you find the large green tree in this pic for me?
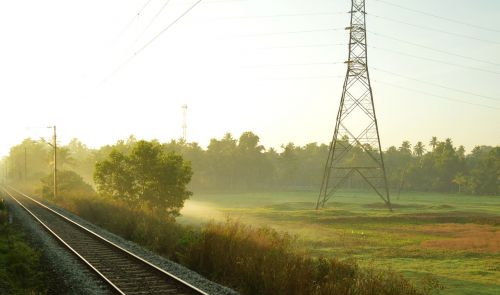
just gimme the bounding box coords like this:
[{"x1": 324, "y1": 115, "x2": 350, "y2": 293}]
[{"x1": 94, "y1": 140, "x2": 193, "y2": 218}]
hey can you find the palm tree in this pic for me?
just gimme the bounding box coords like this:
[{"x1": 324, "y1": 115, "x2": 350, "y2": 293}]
[
  {"x1": 399, "y1": 141, "x2": 412, "y2": 154},
  {"x1": 55, "y1": 147, "x2": 75, "y2": 170},
  {"x1": 430, "y1": 137, "x2": 438, "y2": 151},
  {"x1": 413, "y1": 142, "x2": 426, "y2": 157}
]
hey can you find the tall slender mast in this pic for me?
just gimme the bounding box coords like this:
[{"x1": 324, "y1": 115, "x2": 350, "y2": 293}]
[{"x1": 181, "y1": 104, "x2": 188, "y2": 142}]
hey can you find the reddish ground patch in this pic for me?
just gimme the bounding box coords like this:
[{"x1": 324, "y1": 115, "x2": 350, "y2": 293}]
[{"x1": 417, "y1": 223, "x2": 500, "y2": 253}]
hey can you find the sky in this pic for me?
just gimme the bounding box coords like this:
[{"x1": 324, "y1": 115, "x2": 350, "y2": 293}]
[{"x1": 1, "y1": 0, "x2": 499, "y2": 157}]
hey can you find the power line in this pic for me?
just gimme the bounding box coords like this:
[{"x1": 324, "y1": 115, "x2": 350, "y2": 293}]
[
  {"x1": 259, "y1": 75, "x2": 343, "y2": 81},
  {"x1": 222, "y1": 27, "x2": 346, "y2": 39},
  {"x1": 100, "y1": 0, "x2": 204, "y2": 87},
  {"x1": 373, "y1": 79, "x2": 500, "y2": 111},
  {"x1": 369, "y1": 31, "x2": 500, "y2": 68},
  {"x1": 368, "y1": 13, "x2": 500, "y2": 45},
  {"x1": 257, "y1": 43, "x2": 346, "y2": 50},
  {"x1": 208, "y1": 11, "x2": 347, "y2": 20},
  {"x1": 116, "y1": 0, "x2": 153, "y2": 39},
  {"x1": 370, "y1": 46, "x2": 500, "y2": 75},
  {"x1": 372, "y1": 67, "x2": 500, "y2": 102},
  {"x1": 136, "y1": 0, "x2": 204, "y2": 56},
  {"x1": 243, "y1": 61, "x2": 344, "y2": 68},
  {"x1": 132, "y1": 0, "x2": 172, "y2": 46},
  {"x1": 373, "y1": 0, "x2": 500, "y2": 34}
]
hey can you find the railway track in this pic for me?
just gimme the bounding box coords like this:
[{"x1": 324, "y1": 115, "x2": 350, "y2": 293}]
[{"x1": 1, "y1": 186, "x2": 209, "y2": 295}]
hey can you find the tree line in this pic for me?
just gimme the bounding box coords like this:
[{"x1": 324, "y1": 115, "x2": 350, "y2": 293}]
[{"x1": 1, "y1": 133, "x2": 499, "y2": 195}]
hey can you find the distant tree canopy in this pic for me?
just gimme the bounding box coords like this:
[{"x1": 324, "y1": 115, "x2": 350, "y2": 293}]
[
  {"x1": 2, "y1": 133, "x2": 499, "y2": 197},
  {"x1": 94, "y1": 140, "x2": 193, "y2": 218}
]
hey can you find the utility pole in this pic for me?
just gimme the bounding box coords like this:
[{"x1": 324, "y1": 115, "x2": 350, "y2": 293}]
[
  {"x1": 46, "y1": 126, "x2": 57, "y2": 199},
  {"x1": 181, "y1": 104, "x2": 188, "y2": 142},
  {"x1": 24, "y1": 147, "x2": 27, "y2": 182},
  {"x1": 53, "y1": 125, "x2": 57, "y2": 199},
  {"x1": 317, "y1": 0, "x2": 391, "y2": 210}
]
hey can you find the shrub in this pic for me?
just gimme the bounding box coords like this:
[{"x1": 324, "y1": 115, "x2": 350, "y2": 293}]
[
  {"x1": 180, "y1": 220, "x2": 439, "y2": 295},
  {"x1": 40, "y1": 170, "x2": 96, "y2": 201},
  {"x1": 0, "y1": 226, "x2": 46, "y2": 294}
]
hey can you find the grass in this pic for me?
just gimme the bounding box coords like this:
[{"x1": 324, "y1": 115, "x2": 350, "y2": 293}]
[
  {"x1": 178, "y1": 219, "x2": 442, "y2": 295},
  {"x1": 0, "y1": 199, "x2": 47, "y2": 294},
  {"x1": 178, "y1": 190, "x2": 500, "y2": 295}
]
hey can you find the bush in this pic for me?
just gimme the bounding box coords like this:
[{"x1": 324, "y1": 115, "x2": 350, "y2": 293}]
[
  {"x1": 179, "y1": 220, "x2": 440, "y2": 295},
  {"x1": 0, "y1": 199, "x2": 7, "y2": 225},
  {"x1": 40, "y1": 170, "x2": 95, "y2": 201},
  {"x1": 0, "y1": 226, "x2": 46, "y2": 294}
]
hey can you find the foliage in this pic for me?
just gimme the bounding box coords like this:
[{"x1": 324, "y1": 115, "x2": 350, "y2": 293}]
[
  {"x1": 180, "y1": 219, "x2": 440, "y2": 295},
  {"x1": 40, "y1": 170, "x2": 95, "y2": 201},
  {"x1": 94, "y1": 140, "x2": 193, "y2": 217},
  {"x1": 2, "y1": 134, "x2": 498, "y2": 196},
  {"x1": 0, "y1": 205, "x2": 46, "y2": 294},
  {"x1": 466, "y1": 147, "x2": 500, "y2": 195},
  {"x1": 2, "y1": 138, "x2": 51, "y2": 183}
]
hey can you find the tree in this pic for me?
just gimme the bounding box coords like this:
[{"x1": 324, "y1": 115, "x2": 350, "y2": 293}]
[
  {"x1": 466, "y1": 147, "x2": 500, "y2": 195},
  {"x1": 41, "y1": 170, "x2": 95, "y2": 200},
  {"x1": 413, "y1": 142, "x2": 426, "y2": 157},
  {"x1": 278, "y1": 143, "x2": 299, "y2": 187},
  {"x1": 452, "y1": 173, "x2": 466, "y2": 193},
  {"x1": 206, "y1": 133, "x2": 238, "y2": 189},
  {"x1": 399, "y1": 141, "x2": 412, "y2": 154},
  {"x1": 430, "y1": 139, "x2": 463, "y2": 191},
  {"x1": 235, "y1": 132, "x2": 270, "y2": 189},
  {"x1": 6, "y1": 139, "x2": 50, "y2": 183},
  {"x1": 430, "y1": 137, "x2": 438, "y2": 151},
  {"x1": 56, "y1": 147, "x2": 75, "y2": 170},
  {"x1": 94, "y1": 140, "x2": 193, "y2": 218}
]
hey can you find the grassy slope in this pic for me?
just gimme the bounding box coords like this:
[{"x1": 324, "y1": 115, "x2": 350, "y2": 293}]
[{"x1": 179, "y1": 191, "x2": 500, "y2": 295}]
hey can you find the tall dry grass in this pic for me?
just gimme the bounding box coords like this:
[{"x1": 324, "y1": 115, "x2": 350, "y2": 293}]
[{"x1": 180, "y1": 220, "x2": 441, "y2": 295}]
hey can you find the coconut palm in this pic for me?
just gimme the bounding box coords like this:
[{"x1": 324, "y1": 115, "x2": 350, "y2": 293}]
[
  {"x1": 430, "y1": 137, "x2": 438, "y2": 151},
  {"x1": 413, "y1": 142, "x2": 426, "y2": 157}
]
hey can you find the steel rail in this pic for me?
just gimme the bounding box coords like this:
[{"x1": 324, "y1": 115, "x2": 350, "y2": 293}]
[{"x1": 2, "y1": 186, "x2": 209, "y2": 295}]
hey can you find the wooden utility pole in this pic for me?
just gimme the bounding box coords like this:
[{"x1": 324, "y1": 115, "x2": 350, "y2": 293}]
[
  {"x1": 24, "y1": 147, "x2": 27, "y2": 182},
  {"x1": 53, "y1": 126, "x2": 57, "y2": 199}
]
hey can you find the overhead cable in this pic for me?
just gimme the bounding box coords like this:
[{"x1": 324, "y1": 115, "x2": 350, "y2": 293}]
[
  {"x1": 100, "y1": 0, "x2": 204, "y2": 87},
  {"x1": 373, "y1": 0, "x2": 500, "y2": 34},
  {"x1": 369, "y1": 31, "x2": 500, "y2": 68},
  {"x1": 116, "y1": 0, "x2": 153, "y2": 39},
  {"x1": 373, "y1": 80, "x2": 500, "y2": 111},
  {"x1": 133, "y1": 0, "x2": 172, "y2": 46},
  {"x1": 368, "y1": 13, "x2": 500, "y2": 45},
  {"x1": 370, "y1": 46, "x2": 500, "y2": 75},
  {"x1": 372, "y1": 67, "x2": 500, "y2": 102},
  {"x1": 222, "y1": 27, "x2": 345, "y2": 39}
]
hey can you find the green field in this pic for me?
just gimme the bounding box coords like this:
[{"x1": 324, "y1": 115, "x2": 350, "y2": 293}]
[{"x1": 179, "y1": 191, "x2": 500, "y2": 295}]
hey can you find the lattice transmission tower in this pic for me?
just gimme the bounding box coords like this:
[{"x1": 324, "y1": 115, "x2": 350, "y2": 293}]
[{"x1": 316, "y1": 0, "x2": 391, "y2": 210}]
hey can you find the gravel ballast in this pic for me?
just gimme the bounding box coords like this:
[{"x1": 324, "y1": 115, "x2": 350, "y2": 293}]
[
  {"x1": 5, "y1": 196, "x2": 113, "y2": 295},
  {"x1": 6, "y1": 193, "x2": 238, "y2": 295}
]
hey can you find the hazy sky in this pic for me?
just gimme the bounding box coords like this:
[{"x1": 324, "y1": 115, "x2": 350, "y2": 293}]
[{"x1": 1, "y1": 0, "x2": 499, "y2": 157}]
